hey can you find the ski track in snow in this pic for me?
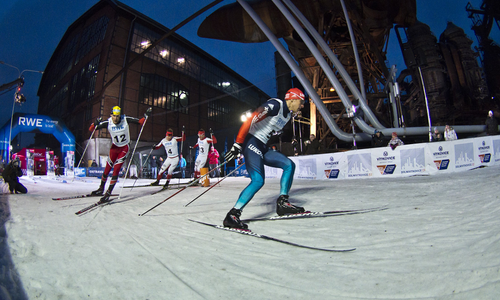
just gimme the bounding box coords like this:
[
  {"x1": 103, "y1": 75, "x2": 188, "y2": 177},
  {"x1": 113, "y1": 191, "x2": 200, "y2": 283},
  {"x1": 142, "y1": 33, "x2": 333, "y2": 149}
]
[{"x1": 0, "y1": 167, "x2": 500, "y2": 299}]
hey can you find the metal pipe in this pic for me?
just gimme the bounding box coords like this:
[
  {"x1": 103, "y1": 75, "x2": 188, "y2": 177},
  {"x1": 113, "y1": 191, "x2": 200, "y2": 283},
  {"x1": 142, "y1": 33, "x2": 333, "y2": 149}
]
[
  {"x1": 418, "y1": 66, "x2": 432, "y2": 141},
  {"x1": 280, "y1": 0, "x2": 385, "y2": 130},
  {"x1": 340, "y1": 0, "x2": 366, "y2": 100},
  {"x1": 272, "y1": 0, "x2": 377, "y2": 137},
  {"x1": 236, "y1": 0, "x2": 363, "y2": 142}
]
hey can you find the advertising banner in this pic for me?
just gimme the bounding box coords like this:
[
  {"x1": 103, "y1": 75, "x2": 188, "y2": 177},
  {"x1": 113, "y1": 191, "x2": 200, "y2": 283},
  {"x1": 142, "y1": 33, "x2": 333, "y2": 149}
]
[{"x1": 473, "y1": 138, "x2": 493, "y2": 167}]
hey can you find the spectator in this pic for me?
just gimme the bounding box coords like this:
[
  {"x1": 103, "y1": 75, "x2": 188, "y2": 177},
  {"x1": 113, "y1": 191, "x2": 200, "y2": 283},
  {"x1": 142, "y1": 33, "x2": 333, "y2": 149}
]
[
  {"x1": 179, "y1": 154, "x2": 187, "y2": 179},
  {"x1": 150, "y1": 156, "x2": 158, "y2": 179},
  {"x1": 371, "y1": 130, "x2": 385, "y2": 147},
  {"x1": 388, "y1": 132, "x2": 404, "y2": 150},
  {"x1": 431, "y1": 127, "x2": 444, "y2": 142},
  {"x1": 444, "y1": 125, "x2": 458, "y2": 141},
  {"x1": 2, "y1": 158, "x2": 27, "y2": 194},
  {"x1": 91, "y1": 159, "x2": 98, "y2": 167},
  {"x1": 304, "y1": 134, "x2": 320, "y2": 154},
  {"x1": 129, "y1": 164, "x2": 138, "y2": 179},
  {"x1": 208, "y1": 146, "x2": 220, "y2": 177},
  {"x1": 485, "y1": 110, "x2": 498, "y2": 136}
]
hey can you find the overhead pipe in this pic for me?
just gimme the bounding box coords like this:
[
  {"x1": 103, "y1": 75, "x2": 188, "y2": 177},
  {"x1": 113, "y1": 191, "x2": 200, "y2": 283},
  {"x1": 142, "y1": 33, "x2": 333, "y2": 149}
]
[
  {"x1": 272, "y1": 0, "x2": 380, "y2": 136},
  {"x1": 281, "y1": 0, "x2": 385, "y2": 130},
  {"x1": 339, "y1": 0, "x2": 366, "y2": 101},
  {"x1": 279, "y1": 0, "x2": 488, "y2": 138},
  {"x1": 236, "y1": 0, "x2": 366, "y2": 142}
]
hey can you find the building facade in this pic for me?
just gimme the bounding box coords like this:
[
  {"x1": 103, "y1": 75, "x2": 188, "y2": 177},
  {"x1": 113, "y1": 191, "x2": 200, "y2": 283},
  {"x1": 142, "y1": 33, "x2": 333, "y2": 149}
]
[{"x1": 37, "y1": 0, "x2": 268, "y2": 169}]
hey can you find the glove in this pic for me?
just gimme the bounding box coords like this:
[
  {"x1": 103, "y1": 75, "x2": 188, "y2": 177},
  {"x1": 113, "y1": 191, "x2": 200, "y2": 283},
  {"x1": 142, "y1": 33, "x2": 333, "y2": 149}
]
[
  {"x1": 224, "y1": 143, "x2": 242, "y2": 162},
  {"x1": 94, "y1": 117, "x2": 102, "y2": 126},
  {"x1": 89, "y1": 118, "x2": 102, "y2": 132},
  {"x1": 209, "y1": 128, "x2": 214, "y2": 135},
  {"x1": 144, "y1": 107, "x2": 152, "y2": 118},
  {"x1": 182, "y1": 125, "x2": 185, "y2": 131},
  {"x1": 152, "y1": 144, "x2": 157, "y2": 150}
]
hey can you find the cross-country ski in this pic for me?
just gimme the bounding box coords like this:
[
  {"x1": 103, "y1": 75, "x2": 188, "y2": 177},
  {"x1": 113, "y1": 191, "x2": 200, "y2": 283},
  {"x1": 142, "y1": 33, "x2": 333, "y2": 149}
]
[
  {"x1": 189, "y1": 219, "x2": 355, "y2": 252},
  {"x1": 241, "y1": 206, "x2": 389, "y2": 222},
  {"x1": 52, "y1": 193, "x2": 118, "y2": 201}
]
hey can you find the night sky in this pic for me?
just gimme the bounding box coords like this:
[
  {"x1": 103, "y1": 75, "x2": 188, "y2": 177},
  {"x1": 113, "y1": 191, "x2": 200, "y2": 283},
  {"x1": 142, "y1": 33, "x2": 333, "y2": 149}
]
[{"x1": 0, "y1": 0, "x2": 497, "y2": 145}]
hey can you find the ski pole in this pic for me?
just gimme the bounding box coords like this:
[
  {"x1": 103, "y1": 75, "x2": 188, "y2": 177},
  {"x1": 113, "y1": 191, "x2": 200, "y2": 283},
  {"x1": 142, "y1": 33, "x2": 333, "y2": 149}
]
[
  {"x1": 139, "y1": 160, "x2": 228, "y2": 216},
  {"x1": 184, "y1": 162, "x2": 245, "y2": 207},
  {"x1": 118, "y1": 108, "x2": 151, "y2": 199},
  {"x1": 178, "y1": 125, "x2": 185, "y2": 185},
  {"x1": 72, "y1": 126, "x2": 97, "y2": 182}
]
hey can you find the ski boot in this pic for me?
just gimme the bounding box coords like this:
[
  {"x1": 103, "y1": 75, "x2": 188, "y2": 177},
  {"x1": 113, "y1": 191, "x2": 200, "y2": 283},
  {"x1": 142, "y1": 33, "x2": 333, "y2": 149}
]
[
  {"x1": 150, "y1": 180, "x2": 160, "y2": 186},
  {"x1": 223, "y1": 208, "x2": 248, "y2": 229},
  {"x1": 90, "y1": 187, "x2": 104, "y2": 196},
  {"x1": 276, "y1": 195, "x2": 305, "y2": 216},
  {"x1": 162, "y1": 181, "x2": 169, "y2": 190},
  {"x1": 99, "y1": 191, "x2": 112, "y2": 204}
]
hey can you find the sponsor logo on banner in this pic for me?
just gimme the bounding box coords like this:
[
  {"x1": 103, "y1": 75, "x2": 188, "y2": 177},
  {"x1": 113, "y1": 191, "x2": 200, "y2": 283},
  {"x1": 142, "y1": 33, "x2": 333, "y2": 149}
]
[
  {"x1": 454, "y1": 143, "x2": 474, "y2": 168},
  {"x1": 434, "y1": 159, "x2": 450, "y2": 170},
  {"x1": 347, "y1": 153, "x2": 372, "y2": 178},
  {"x1": 324, "y1": 169, "x2": 340, "y2": 179},
  {"x1": 324, "y1": 156, "x2": 339, "y2": 167},
  {"x1": 375, "y1": 151, "x2": 396, "y2": 175},
  {"x1": 433, "y1": 146, "x2": 449, "y2": 158},
  {"x1": 297, "y1": 158, "x2": 316, "y2": 179},
  {"x1": 400, "y1": 148, "x2": 425, "y2": 174},
  {"x1": 479, "y1": 154, "x2": 491, "y2": 163},
  {"x1": 377, "y1": 164, "x2": 396, "y2": 175},
  {"x1": 477, "y1": 141, "x2": 491, "y2": 164},
  {"x1": 322, "y1": 156, "x2": 340, "y2": 179}
]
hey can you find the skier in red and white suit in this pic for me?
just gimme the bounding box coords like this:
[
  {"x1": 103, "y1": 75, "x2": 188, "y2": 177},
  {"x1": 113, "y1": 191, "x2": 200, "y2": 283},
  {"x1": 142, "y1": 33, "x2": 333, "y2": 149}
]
[
  {"x1": 150, "y1": 128, "x2": 185, "y2": 188},
  {"x1": 192, "y1": 129, "x2": 217, "y2": 180},
  {"x1": 89, "y1": 106, "x2": 151, "y2": 202}
]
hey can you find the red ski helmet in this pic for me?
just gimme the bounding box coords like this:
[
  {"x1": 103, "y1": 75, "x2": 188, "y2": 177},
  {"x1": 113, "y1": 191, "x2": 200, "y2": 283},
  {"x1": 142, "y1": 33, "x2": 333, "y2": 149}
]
[{"x1": 285, "y1": 88, "x2": 305, "y2": 101}]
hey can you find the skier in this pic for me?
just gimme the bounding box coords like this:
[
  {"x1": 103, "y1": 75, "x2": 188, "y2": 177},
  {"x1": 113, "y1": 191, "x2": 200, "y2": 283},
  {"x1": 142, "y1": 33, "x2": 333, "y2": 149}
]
[
  {"x1": 2, "y1": 158, "x2": 27, "y2": 194},
  {"x1": 192, "y1": 129, "x2": 217, "y2": 181},
  {"x1": 223, "y1": 88, "x2": 306, "y2": 229},
  {"x1": 150, "y1": 128, "x2": 185, "y2": 189},
  {"x1": 89, "y1": 106, "x2": 151, "y2": 203}
]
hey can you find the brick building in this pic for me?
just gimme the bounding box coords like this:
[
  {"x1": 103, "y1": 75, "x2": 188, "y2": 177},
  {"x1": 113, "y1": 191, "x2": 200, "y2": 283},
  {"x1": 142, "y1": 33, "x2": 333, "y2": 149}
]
[{"x1": 37, "y1": 0, "x2": 268, "y2": 170}]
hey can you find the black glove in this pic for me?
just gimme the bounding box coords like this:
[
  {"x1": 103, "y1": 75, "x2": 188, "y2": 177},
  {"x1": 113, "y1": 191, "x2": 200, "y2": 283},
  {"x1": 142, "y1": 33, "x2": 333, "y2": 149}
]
[
  {"x1": 209, "y1": 128, "x2": 214, "y2": 135},
  {"x1": 94, "y1": 117, "x2": 102, "y2": 127},
  {"x1": 144, "y1": 107, "x2": 152, "y2": 118},
  {"x1": 224, "y1": 143, "x2": 242, "y2": 162},
  {"x1": 182, "y1": 125, "x2": 185, "y2": 131},
  {"x1": 152, "y1": 144, "x2": 157, "y2": 150}
]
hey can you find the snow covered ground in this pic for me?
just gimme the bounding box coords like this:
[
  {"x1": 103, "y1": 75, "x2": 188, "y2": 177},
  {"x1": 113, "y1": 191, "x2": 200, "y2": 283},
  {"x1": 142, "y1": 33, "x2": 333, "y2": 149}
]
[{"x1": 1, "y1": 165, "x2": 500, "y2": 300}]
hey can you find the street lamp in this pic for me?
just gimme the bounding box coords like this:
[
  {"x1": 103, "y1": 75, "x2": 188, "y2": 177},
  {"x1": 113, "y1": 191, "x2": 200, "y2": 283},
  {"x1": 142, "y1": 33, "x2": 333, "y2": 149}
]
[{"x1": 0, "y1": 61, "x2": 44, "y2": 162}]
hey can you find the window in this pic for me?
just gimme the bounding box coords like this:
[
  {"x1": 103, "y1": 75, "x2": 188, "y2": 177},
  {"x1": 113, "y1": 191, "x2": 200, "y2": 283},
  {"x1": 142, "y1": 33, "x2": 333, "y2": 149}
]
[
  {"x1": 208, "y1": 99, "x2": 230, "y2": 124},
  {"x1": 75, "y1": 15, "x2": 109, "y2": 65},
  {"x1": 130, "y1": 23, "x2": 261, "y2": 108},
  {"x1": 69, "y1": 55, "x2": 100, "y2": 108},
  {"x1": 139, "y1": 74, "x2": 189, "y2": 114}
]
